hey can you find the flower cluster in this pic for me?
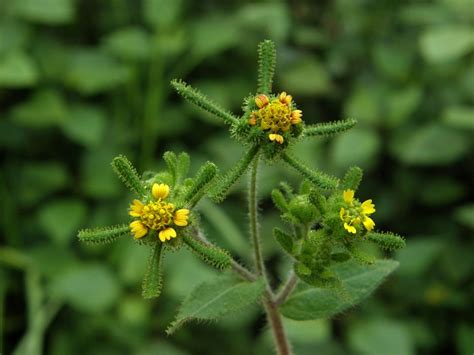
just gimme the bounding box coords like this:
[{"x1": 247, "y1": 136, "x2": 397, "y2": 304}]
[
  {"x1": 339, "y1": 189, "x2": 376, "y2": 234},
  {"x1": 129, "y1": 183, "x2": 189, "y2": 241},
  {"x1": 248, "y1": 92, "x2": 302, "y2": 144}
]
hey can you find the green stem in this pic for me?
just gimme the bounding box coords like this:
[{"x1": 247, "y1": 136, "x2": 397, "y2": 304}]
[
  {"x1": 248, "y1": 154, "x2": 292, "y2": 355},
  {"x1": 264, "y1": 300, "x2": 293, "y2": 355},
  {"x1": 248, "y1": 155, "x2": 265, "y2": 277},
  {"x1": 275, "y1": 271, "x2": 298, "y2": 306}
]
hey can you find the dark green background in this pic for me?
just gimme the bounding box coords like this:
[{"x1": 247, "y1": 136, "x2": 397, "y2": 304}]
[{"x1": 0, "y1": 0, "x2": 473, "y2": 354}]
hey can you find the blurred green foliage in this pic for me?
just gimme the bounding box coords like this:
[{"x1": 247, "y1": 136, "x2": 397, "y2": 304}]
[{"x1": 0, "y1": 0, "x2": 472, "y2": 354}]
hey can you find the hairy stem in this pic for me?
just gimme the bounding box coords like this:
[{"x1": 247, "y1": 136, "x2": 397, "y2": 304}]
[
  {"x1": 248, "y1": 155, "x2": 266, "y2": 277},
  {"x1": 264, "y1": 300, "x2": 293, "y2": 355},
  {"x1": 275, "y1": 271, "x2": 298, "y2": 306},
  {"x1": 248, "y1": 154, "x2": 292, "y2": 355}
]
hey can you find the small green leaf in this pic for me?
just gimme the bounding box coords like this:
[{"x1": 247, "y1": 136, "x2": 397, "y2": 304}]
[
  {"x1": 420, "y1": 26, "x2": 474, "y2": 63},
  {"x1": 10, "y1": 90, "x2": 67, "y2": 127},
  {"x1": 9, "y1": 0, "x2": 75, "y2": 24},
  {"x1": 167, "y1": 274, "x2": 265, "y2": 334},
  {"x1": 38, "y1": 199, "x2": 87, "y2": 246},
  {"x1": 182, "y1": 161, "x2": 218, "y2": 207},
  {"x1": 51, "y1": 264, "x2": 120, "y2": 313},
  {"x1": 273, "y1": 228, "x2": 294, "y2": 256},
  {"x1": 367, "y1": 232, "x2": 406, "y2": 251},
  {"x1": 280, "y1": 260, "x2": 399, "y2": 320},
  {"x1": 65, "y1": 49, "x2": 131, "y2": 95},
  {"x1": 0, "y1": 51, "x2": 38, "y2": 87},
  {"x1": 142, "y1": 243, "x2": 164, "y2": 299},
  {"x1": 102, "y1": 27, "x2": 152, "y2": 61},
  {"x1": 61, "y1": 104, "x2": 106, "y2": 147},
  {"x1": 341, "y1": 166, "x2": 363, "y2": 191}
]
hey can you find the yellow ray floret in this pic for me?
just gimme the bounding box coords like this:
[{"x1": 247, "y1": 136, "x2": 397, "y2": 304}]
[
  {"x1": 174, "y1": 209, "x2": 190, "y2": 226},
  {"x1": 361, "y1": 199, "x2": 376, "y2": 214},
  {"x1": 130, "y1": 220, "x2": 148, "y2": 239},
  {"x1": 152, "y1": 183, "x2": 170, "y2": 200},
  {"x1": 269, "y1": 133, "x2": 284, "y2": 144},
  {"x1": 279, "y1": 92, "x2": 292, "y2": 105},
  {"x1": 255, "y1": 94, "x2": 270, "y2": 108},
  {"x1": 343, "y1": 189, "x2": 355, "y2": 204},
  {"x1": 129, "y1": 199, "x2": 144, "y2": 217},
  {"x1": 363, "y1": 216, "x2": 375, "y2": 231},
  {"x1": 159, "y1": 227, "x2": 177, "y2": 242}
]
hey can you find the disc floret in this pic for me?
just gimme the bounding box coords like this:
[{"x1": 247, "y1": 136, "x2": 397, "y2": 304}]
[
  {"x1": 129, "y1": 183, "x2": 190, "y2": 242},
  {"x1": 339, "y1": 189, "x2": 376, "y2": 234},
  {"x1": 248, "y1": 92, "x2": 303, "y2": 144}
]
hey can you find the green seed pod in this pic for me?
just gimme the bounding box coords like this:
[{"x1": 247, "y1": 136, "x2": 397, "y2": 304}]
[{"x1": 288, "y1": 195, "x2": 319, "y2": 223}]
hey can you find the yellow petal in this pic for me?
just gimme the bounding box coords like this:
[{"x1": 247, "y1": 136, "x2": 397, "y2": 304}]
[
  {"x1": 291, "y1": 110, "x2": 302, "y2": 124},
  {"x1": 129, "y1": 199, "x2": 144, "y2": 217},
  {"x1": 269, "y1": 133, "x2": 284, "y2": 144},
  {"x1": 255, "y1": 94, "x2": 269, "y2": 108},
  {"x1": 344, "y1": 222, "x2": 356, "y2": 234},
  {"x1": 248, "y1": 115, "x2": 257, "y2": 125},
  {"x1": 130, "y1": 221, "x2": 148, "y2": 239},
  {"x1": 363, "y1": 216, "x2": 375, "y2": 231},
  {"x1": 361, "y1": 199, "x2": 376, "y2": 214},
  {"x1": 159, "y1": 227, "x2": 177, "y2": 242},
  {"x1": 343, "y1": 189, "x2": 354, "y2": 204},
  {"x1": 152, "y1": 183, "x2": 169, "y2": 200},
  {"x1": 174, "y1": 209, "x2": 190, "y2": 226},
  {"x1": 279, "y1": 92, "x2": 292, "y2": 105},
  {"x1": 339, "y1": 207, "x2": 345, "y2": 221}
]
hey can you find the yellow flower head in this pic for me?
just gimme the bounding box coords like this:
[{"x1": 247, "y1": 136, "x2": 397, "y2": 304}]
[
  {"x1": 249, "y1": 92, "x2": 303, "y2": 144},
  {"x1": 339, "y1": 189, "x2": 376, "y2": 234},
  {"x1": 128, "y1": 183, "x2": 189, "y2": 242}
]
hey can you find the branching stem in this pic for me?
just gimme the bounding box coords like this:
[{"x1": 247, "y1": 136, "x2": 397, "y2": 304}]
[
  {"x1": 275, "y1": 271, "x2": 298, "y2": 306},
  {"x1": 248, "y1": 153, "x2": 292, "y2": 355}
]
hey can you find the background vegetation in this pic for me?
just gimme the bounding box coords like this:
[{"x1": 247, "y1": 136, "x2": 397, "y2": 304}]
[{"x1": 0, "y1": 0, "x2": 472, "y2": 354}]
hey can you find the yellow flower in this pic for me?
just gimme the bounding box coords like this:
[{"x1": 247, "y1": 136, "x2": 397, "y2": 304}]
[
  {"x1": 249, "y1": 92, "x2": 303, "y2": 143},
  {"x1": 128, "y1": 183, "x2": 189, "y2": 241},
  {"x1": 339, "y1": 189, "x2": 376, "y2": 234}
]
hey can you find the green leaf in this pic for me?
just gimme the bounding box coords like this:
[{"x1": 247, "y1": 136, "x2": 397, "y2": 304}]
[
  {"x1": 38, "y1": 199, "x2": 87, "y2": 246},
  {"x1": 279, "y1": 57, "x2": 331, "y2": 95},
  {"x1": 143, "y1": 0, "x2": 183, "y2": 29},
  {"x1": 420, "y1": 26, "x2": 474, "y2": 63},
  {"x1": 9, "y1": 0, "x2": 75, "y2": 25},
  {"x1": 443, "y1": 106, "x2": 474, "y2": 130},
  {"x1": 454, "y1": 204, "x2": 474, "y2": 230},
  {"x1": 65, "y1": 49, "x2": 131, "y2": 95},
  {"x1": 167, "y1": 274, "x2": 265, "y2": 334},
  {"x1": 51, "y1": 264, "x2": 120, "y2": 312},
  {"x1": 348, "y1": 318, "x2": 415, "y2": 355},
  {"x1": 142, "y1": 243, "x2": 164, "y2": 299},
  {"x1": 61, "y1": 104, "x2": 106, "y2": 147},
  {"x1": 331, "y1": 128, "x2": 381, "y2": 171},
  {"x1": 273, "y1": 228, "x2": 294, "y2": 256},
  {"x1": 391, "y1": 124, "x2": 470, "y2": 166},
  {"x1": 10, "y1": 89, "x2": 68, "y2": 127},
  {"x1": 0, "y1": 51, "x2": 38, "y2": 88},
  {"x1": 102, "y1": 27, "x2": 152, "y2": 61},
  {"x1": 280, "y1": 260, "x2": 399, "y2": 320},
  {"x1": 18, "y1": 162, "x2": 69, "y2": 206}
]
